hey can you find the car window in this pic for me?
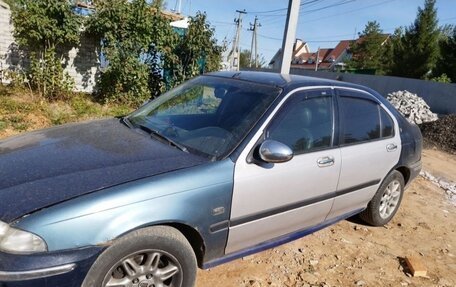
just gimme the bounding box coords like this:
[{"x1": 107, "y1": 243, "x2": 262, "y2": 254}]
[
  {"x1": 128, "y1": 76, "x2": 281, "y2": 160},
  {"x1": 154, "y1": 86, "x2": 222, "y2": 116},
  {"x1": 266, "y1": 90, "x2": 334, "y2": 154},
  {"x1": 380, "y1": 107, "x2": 394, "y2": 138},
  {"x1": 339, "y1": 95, "x2": 381, "y2": 144}
]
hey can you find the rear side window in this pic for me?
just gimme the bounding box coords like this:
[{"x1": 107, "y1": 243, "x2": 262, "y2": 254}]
[
  {"x1": 340, "y1": 96, "x2": 380, "y2": 144},
  {"x1": 380, "y1": 108, "x2": 394, "y2": 138}
]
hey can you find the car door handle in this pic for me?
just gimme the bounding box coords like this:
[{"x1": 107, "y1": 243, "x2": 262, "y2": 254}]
[
  {"x1": 386, "y1": 143, "x2": 398, "y2": 152},
  {"x1": 317, "y1": 156, "x2": 335, "y2": 167}
]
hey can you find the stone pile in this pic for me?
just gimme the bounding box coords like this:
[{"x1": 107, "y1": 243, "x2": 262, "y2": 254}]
[
  {"x1": 387, "y1": 90, "x2": 438, "y2": 125},
  {"x1": 420, "y1": 170, "x2": 456, "y2": 206}
]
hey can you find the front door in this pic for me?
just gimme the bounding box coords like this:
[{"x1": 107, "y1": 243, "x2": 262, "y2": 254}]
[{"x1": 225, "y1": 88, "x2": 341, "y2": 254}]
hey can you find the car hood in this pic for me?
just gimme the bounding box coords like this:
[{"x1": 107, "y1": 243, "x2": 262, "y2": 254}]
[{"x1": 0, "y1": 119, "x2": 208, "y2": 222}]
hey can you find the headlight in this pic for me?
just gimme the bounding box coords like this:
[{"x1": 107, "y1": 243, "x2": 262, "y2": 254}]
[{"x1": 0, "y1": 221, "x2": 47, "y2": 253}]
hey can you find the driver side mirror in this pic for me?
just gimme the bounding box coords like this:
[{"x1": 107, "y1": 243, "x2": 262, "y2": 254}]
[{"x1": 258, "y1": 140, "x2": 294, "y2": 163}]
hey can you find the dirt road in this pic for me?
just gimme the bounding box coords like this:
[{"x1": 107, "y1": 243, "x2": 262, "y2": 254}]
[{"x1": 197, "y1": 149, "x2": 456, "y2": 287}]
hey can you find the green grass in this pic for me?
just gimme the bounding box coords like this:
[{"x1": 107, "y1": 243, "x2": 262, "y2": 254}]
[{"x1": 0, "y1": 86, "x2": 133, "y2": 137}]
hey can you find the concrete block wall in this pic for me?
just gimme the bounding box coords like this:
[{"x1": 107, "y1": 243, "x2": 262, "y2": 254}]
[
  {"x1": 64, "y1": 35, "x2": 100, "y2": 93},
  {"x1": 251, "y1": 66, "x2": 456, "y2": 115},
  {"x1": 0, "y1": 1, "x2": 15, "y2": 83},
  {"x1": 0, "y1": 0, "x2": 99, "y2": 92},
  {"x1": 287, "y1": 68, "x2": 456, "y2": 115}
]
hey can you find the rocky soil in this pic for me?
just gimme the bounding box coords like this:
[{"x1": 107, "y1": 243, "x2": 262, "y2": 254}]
[
  {"x1": 197, "y1": 149, "x2": 456, "y2": 287},
  {"x1": 420, "y1": 115, "x2": 456, "y2": 155}
]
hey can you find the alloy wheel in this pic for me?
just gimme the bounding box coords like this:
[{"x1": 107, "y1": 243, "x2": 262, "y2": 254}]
[
  {"x1": 102, "y1": 249, "x2": 182, "y2": 287},
  {"x1": 379, "y1": 179, "x2": 401, "y2": 219}
]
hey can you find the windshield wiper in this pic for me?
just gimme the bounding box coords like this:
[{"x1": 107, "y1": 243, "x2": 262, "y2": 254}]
[
  {"x1": 120, "y1": 116, "x2": 134, "y2": 129},
  {"x1": 137, "y1": 124, "x2": 188, "y2": 153}
]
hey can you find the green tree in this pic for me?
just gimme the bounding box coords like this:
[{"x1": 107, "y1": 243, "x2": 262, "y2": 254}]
[
  {"x1": 11, "y1": 0, "x2": 82, "y2": 99},
  {"x1": 87, "y1": 3, "x2": 222, "y2": 106},
  {"x1": 239, "y1": 49, "x2": 252, "y2": 68},
  {"x1": 87, "y1": 0, "x2": 178, "y2": 105},
  {"x1": 433, "y1": 26, "x2": 456, "y2": 82},
  {"x1": 168, "y1": 12, "x2": 222, "y2": 87},
  {"x1": 348, "y1": 21, "x2": 388, "y2": 74},
  {"x1": 388, "y1": 0, "x2": 440, "y2": 79},
  {"x1": 383, "y1": 28, "x2": 403, "y2": 75},
  {"x1": 238, "y1": 49, "x2": 267, "y2": 69}
]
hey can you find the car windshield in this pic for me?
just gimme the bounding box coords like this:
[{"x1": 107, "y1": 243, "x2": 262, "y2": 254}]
[{"x1": 128, "y1": 76, "x2": 281, "y2": 160}]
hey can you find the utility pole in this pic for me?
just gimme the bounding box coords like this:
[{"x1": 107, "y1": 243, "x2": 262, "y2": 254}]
[
  {"x1": 175, "y1": 0, "x2": 182, "y2": 14},
  {"x1": 315, "y1": 47, "x2": 320, "y2": 71},
  {"x1": 280, "y1": 0, "x2": 301, "y2": 74},
  {"x1": 249, "y1": 16, "x2": 261, "y2": 68},
  {"x1": 230, "y1": 9, "x2": 246, "y2": 71}
]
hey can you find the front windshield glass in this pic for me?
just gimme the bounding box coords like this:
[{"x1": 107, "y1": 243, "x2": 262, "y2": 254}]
[{"x1": 128, "y1": 76, "x2": 282, "y2": 160}]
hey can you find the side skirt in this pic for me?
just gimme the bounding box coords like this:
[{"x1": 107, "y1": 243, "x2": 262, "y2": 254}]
[{"x1": 202, "y1": 208, "x2": 364, "y2": 269}]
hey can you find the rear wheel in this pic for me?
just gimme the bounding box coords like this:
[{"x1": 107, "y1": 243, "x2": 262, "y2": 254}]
[
  {"x1": 360, "y1": 171, "x2": 405, "y2": 226},
  {"x1": 82, "y1": 226, "x2": 197, "y2": 287}
]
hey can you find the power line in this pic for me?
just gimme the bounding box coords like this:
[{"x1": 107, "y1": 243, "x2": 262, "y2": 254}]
[
  {"x1": 440, "y1": 16, "x2": 456, "y2": 22},
  {"x1": 260, "y1": 0, "x2": 357, "y2": 26},
  {"x1": 259, "y1": 0, "x2": 355, "y2": 20},
  {"x1": 300, "y1": 0, "x2": 355, "y2": 15},
  {"x1": 300, "y1": 0, "x2": 397, "y2": 24},
  {"x1": 244, "y1": 0, "x2": 322, "y2": 15},
  {"x1": 212, "y1": 21, "x2": 236, "y2": 26},
  {"x1": 258, "y1": 34, "x2": 347, "y2": 43}
]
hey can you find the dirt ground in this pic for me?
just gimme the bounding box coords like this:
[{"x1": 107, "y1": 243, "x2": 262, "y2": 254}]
[{"x1": 197, "y1": 149, "x2": 456, "y2": 287}]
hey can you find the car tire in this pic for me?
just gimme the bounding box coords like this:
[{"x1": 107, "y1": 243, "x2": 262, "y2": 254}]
[
  {"x1": 359, "y1": 170, "x2": 405, "y2": 226},
  {"x1": 82, "y1": 226, "x2": 197, "y2": 287}
]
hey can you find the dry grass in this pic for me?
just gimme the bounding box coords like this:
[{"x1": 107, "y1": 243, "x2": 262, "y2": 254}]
[{"x1": 0, "y1": 86, "x2": 133, "y2": 139}]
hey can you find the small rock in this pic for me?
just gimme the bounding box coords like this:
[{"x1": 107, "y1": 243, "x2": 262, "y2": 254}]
[
  {"x1": 341, "y1": 238, "x2": 352, "y2": 244},
  {"x1": 355, "y1": 280, "x2": 366, "y2": 286},
  {"x1": 309, "y1": 259, "x2": 319, "y2": 266}
]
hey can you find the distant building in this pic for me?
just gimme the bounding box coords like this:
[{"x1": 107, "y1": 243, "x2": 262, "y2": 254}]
[
  {"x1": 291, "y1": 40, "x2": 352, "y2": 71},
  {"x1": 71, "y1": 1, "x2": 95, "y2": 16},
  {"x1": 269, "y1": 39, "x2": 310, "y2": 70},
  {"x1": 270, "y1": 34, "x2": 390, "y2": 72}
]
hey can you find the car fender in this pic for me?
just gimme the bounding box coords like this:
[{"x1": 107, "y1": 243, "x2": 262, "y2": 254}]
[{"x1": 15, "y1": 160, "x2": 234, "y2": 262}]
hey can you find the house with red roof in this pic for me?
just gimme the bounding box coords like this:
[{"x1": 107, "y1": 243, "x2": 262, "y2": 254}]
[
  {"x1": 270, "y1": 34, "x2": 390, "y2": 72},
  {"x1": 269, "y1": 39, "x2": 311, "y2": 70},
  {"x1": 269, "y1": 39, "x2": 353, "y2": 71}
]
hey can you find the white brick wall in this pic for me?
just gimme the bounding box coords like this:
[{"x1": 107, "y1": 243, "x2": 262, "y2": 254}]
[
  {"x1": 0, "y1": 0, "x2": 99, "y2": 92},
  {"x1": 0, "y1": 0, "x2": 15, "y2": 83}
]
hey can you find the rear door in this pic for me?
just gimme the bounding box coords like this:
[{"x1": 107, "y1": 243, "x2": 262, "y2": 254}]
[
  {"x1": 225, "y1": 88, "x2": 341, "y2": 254},
  {"x1": 327, "y1": 88, "x2": 401, "y2": 219}
]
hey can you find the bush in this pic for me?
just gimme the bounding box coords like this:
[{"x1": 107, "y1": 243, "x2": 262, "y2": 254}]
[{"x1": 10, "y1": 0, "x2": 81, "y2": 100}]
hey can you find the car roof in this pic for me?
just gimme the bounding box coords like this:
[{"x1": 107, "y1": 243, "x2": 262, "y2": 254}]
[{"x1": 205, "y1": 71, "x2": 368, "y2": 91}]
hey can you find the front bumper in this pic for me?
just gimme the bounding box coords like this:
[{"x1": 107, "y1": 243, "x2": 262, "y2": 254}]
[{"x1": 0, "y1": 246, "x2": 103, "y2": 287}]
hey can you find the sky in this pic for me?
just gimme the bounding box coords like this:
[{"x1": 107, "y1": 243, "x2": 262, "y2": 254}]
[{"x1": 166, "y1": 0, "x2": 456, "y2": 64}]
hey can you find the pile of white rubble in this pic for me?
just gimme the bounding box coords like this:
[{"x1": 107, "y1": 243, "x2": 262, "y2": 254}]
[
  {"x1": 420, "y1": 170, "x2": 456, "y2": 206},
  {"x1": 387, "y1": 90, "x2": 438, "y2": 125}
]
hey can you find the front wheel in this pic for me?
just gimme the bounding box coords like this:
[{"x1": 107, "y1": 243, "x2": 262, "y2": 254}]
[
  {"x1": 82, "y1": 226, "x2": 197, "y2": 287},
  {"x1": 359, "y1": 170, "x2": 405, "y2": 226}
]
